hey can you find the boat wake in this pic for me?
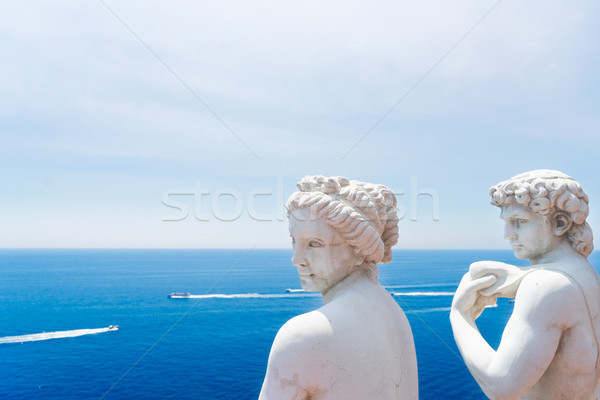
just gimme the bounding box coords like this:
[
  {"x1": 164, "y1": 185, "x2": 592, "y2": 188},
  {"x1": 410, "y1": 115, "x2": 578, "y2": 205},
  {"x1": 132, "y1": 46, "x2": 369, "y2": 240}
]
[
  {"x1": 188, "y1": 293, "x2": 320, "y2": 299},
  {"x1": 406, "y1": 307, "x2": 452, "y2": 314},
  {"x1": 384, "y1": 283, "x2": 455, "y2": 290},
  {"x1": 0, "y1": 326, "x2": 118, "y2": 344},
  {"x1": 391, "y1": 291, "x2": 455, "y2": 296},
  {"x1": 181, "y1": 290, "x2": 456, "y2": 299},
  {"x1": 184, "y1": 290, "x2": 456, "y2": 299}
]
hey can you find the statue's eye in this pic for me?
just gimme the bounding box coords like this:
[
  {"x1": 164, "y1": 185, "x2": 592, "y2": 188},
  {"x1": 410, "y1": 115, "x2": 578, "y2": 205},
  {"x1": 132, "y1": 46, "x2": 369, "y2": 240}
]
[
  {"x1": 516, "y1": 219, "x2": 528, "y2": 225},
  {"x1": 308, "y1": 240, "x2": 323, "y2": 248}
]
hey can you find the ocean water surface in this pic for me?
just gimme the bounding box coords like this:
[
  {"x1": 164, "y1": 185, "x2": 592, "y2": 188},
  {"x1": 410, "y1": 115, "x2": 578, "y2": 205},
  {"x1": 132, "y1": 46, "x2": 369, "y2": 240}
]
[{"x1": 1, "y1": 249, "x2": 597, "y2": 399}]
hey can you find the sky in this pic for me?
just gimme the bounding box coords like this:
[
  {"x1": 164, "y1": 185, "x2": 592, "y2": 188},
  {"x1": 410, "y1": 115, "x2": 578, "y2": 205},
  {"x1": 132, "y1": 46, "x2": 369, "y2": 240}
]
[{"x1": 1, "y1": 0, "x2": 599, "y2": 249}]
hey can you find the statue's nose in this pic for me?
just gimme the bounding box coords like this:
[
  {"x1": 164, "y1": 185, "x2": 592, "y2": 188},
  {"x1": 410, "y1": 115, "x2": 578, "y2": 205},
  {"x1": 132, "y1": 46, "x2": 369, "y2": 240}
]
[
  {"x1": 504, "y1": 223, "x2": 517, "y2": 240},
  {"x1": 291, "y1": 248, "x2": 307, "y2": 267}
]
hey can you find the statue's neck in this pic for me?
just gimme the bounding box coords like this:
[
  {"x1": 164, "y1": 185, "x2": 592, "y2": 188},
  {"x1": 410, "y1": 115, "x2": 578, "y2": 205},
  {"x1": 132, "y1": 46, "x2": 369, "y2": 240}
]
[
  {"x1": 322, "y1": 264, "x2": 378, "y2": 304},
  {"x1": 530, "y1": 240, "x2": 580, "y2": 265}
]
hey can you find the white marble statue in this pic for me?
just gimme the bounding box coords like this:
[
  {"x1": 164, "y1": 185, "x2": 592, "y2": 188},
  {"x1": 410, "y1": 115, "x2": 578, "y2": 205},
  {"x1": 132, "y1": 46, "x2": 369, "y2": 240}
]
[
  {"x1": 259, "y1": 175, "x2": 418, "y2": 400},
  {"x1": 451, "y1": 170, "x2": 600, "y2": 400}
]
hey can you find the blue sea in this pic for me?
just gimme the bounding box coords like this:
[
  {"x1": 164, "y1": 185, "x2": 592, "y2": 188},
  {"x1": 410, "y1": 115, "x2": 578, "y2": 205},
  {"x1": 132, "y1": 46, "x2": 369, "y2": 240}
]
[{"x1": 1, "y1": 249, "x2": 598, "y2": 399}]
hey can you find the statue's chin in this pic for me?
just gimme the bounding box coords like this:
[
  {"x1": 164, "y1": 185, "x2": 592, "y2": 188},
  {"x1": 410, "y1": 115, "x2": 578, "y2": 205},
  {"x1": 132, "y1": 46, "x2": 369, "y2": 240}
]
[
  {"x1": 299, "y1": 277, "x2": 317, "y2": 292},
  {"x1": 512, "y1": 249, "x2": 528, "y2": 259}
]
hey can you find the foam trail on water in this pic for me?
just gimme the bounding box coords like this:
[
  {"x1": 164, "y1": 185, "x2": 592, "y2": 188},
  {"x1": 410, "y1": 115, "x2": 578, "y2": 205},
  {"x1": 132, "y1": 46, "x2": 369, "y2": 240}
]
[
  {"x1": 391, "y1": 291, "x2": 455, "y2": 296},
  {"x1": 188, "y1": 293, "x2": 320, "y2": 299},
  {"x1": 406, "y1": 307, "x2": 452, "y2": 314},
  {"x1": 404, "y1": 304, "x2": 498, "y2": 315},
  {"x1": 0, "y1": 327, "x2": 118, "y2": 344},
  {"x1": 384, "y1": 283, "x2": 455, "y2": 290},
  {"x1": 185, "y1": 291, "x2": 456, "y2": 299}
]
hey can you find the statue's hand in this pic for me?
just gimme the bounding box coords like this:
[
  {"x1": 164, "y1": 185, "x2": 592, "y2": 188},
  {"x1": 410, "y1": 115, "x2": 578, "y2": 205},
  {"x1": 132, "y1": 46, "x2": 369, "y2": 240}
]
[
  {"x1": 470, "y1": 261, "x2": 530, "y2": 299},
  {"x1": 452, "y1": 272, "x2": 497, "y2": 321}
]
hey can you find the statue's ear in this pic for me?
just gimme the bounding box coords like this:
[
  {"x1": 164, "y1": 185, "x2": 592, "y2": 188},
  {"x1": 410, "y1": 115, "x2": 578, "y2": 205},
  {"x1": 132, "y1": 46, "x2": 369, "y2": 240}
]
[{"x1": 554, "y1": 212, "x2": 572, "y2": 236}]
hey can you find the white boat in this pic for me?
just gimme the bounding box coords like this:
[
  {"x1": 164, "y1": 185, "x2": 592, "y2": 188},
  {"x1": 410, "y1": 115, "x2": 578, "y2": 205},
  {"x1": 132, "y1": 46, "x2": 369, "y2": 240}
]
[{"x1": 168, "y1": 292, "x2": 191, "y2": 298}]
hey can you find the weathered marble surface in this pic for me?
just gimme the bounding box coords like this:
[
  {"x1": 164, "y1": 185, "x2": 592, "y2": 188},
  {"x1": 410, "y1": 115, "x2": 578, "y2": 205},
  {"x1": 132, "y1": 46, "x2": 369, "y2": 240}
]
[
  {"x1": 451, "y1": 170, "x2": 600, "y2": 400},
  {"x1": 259, "y1": 176, "x2": 418, "y2": 400}
]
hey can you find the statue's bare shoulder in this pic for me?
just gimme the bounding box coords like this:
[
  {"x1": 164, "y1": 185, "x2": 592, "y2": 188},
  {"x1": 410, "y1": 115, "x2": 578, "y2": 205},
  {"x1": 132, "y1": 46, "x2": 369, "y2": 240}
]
[
  {"x1": 513, "y1": 268, "x2": 581, "y2": 328},
  {"x1": 272, "y1": 311, "x2": 334, "y2": 352},
  {"x1": 260, "y1": 311, "x2": 335, "y2": 400}
]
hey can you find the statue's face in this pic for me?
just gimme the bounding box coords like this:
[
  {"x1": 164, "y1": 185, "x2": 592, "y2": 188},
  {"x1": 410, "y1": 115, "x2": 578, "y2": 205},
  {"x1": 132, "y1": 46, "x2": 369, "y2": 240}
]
[
  {"x1": 289, "y1": 208, "x2": 360, "y2": 293},
  {"x1": 500, "y1": 203, "x2": 560, "y2": 262}
]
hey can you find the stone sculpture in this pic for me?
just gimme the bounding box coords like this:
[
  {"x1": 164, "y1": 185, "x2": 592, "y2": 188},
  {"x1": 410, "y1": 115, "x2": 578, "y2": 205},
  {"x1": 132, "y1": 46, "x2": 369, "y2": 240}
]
[
  {"x1": 451, "y1": 170, "x2": 600, "y2": 400},
  {"x1": 259, "y1": 175, "x2": 418, "y2": 400}
]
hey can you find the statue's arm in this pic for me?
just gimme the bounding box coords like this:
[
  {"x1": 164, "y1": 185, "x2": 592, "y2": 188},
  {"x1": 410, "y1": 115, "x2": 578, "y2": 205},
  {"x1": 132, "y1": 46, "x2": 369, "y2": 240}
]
[
  {"x1": 259, "y1": 312, "x2": 329, "y2": 400},
  {"x1": 451, "y1": 270, "x2": 573, "y2": 400}
]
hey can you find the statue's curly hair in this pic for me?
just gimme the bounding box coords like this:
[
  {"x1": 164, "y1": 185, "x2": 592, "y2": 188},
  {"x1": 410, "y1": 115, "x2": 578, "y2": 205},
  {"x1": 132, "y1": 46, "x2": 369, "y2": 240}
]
[
  {"x1": 286, "y1": 175, "x2": 399, "y2": 264},
  {"x1": 490, "y1": 170, "x2": 593, "y2": 258}
]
